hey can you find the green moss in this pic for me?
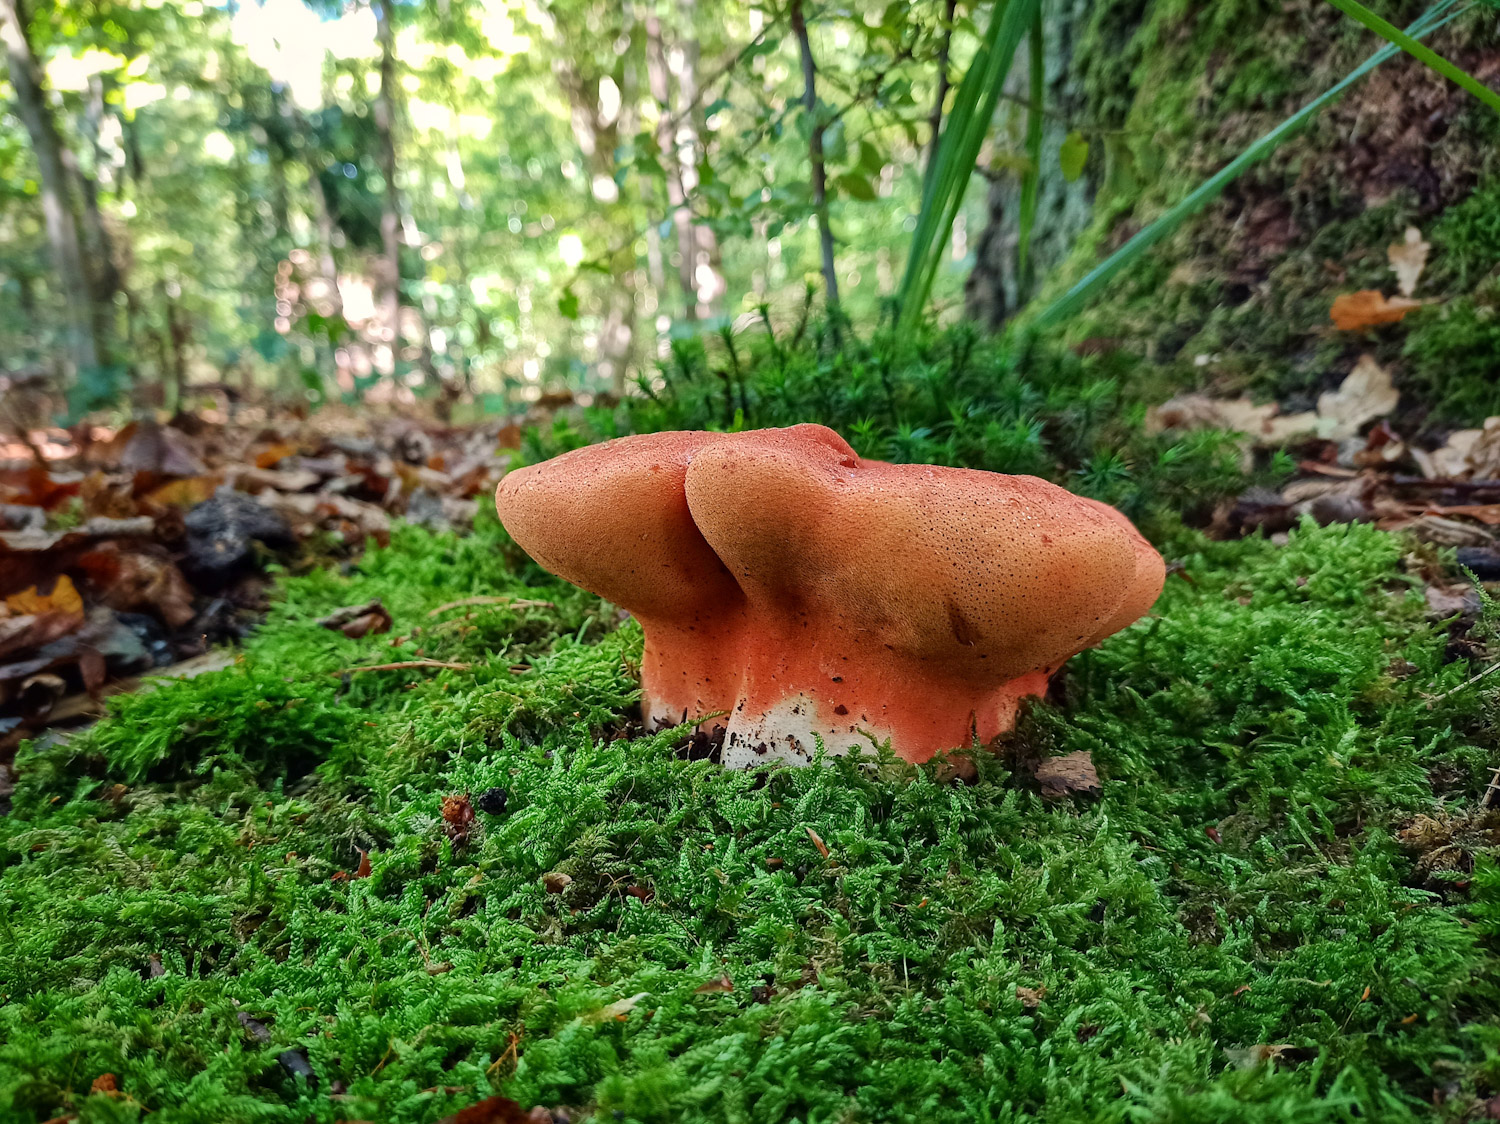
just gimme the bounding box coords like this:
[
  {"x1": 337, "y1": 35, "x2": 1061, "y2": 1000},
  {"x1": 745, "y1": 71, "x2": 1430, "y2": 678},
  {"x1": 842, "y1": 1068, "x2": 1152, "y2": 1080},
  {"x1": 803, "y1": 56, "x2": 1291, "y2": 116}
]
[
  {"x1": 1402, "y1": 292, "x2": 1500, "y2": 426},
  {"x1": 1430, "y1": 176, "x2": 1500, "y2": 293},
  {"x1": 4, "y1": 510, "x2": 1499, "y2": 1122}
]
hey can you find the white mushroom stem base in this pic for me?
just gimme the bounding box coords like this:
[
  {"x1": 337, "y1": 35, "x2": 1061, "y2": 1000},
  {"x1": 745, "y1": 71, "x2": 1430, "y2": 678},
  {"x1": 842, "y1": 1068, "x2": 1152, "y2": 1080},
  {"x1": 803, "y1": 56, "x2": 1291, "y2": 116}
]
[{"x1": 717, "y1": 665, "x2": 1053, "y2": 769}]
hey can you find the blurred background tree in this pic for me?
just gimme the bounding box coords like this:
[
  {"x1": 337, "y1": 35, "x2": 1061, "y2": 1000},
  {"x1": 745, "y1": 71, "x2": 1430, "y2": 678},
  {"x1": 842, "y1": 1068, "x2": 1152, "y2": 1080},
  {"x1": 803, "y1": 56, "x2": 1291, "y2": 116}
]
[
  {"x1": 1, "y1": 0, "x2": 1495, "y2": 420},
  {"x1": 0, "y1": 0, "x2": 979, "y2": 415}
]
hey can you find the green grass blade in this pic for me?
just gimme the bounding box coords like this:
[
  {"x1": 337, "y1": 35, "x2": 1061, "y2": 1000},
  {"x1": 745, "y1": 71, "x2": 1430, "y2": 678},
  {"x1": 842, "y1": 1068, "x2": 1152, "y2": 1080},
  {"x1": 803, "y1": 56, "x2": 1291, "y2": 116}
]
[
  {"x1": 1034, "y1": 0, "x2": 1468, "y2": 330},
  {"x1": 1016, "y1": 12, "x2": 1045, "y2": 288},
  {"x1": 1324, "y1": 0, "x2": 1500, "y2": 116},
  {"x1": 897, "y1": 0, "x2": 1043, "y2": 334}
]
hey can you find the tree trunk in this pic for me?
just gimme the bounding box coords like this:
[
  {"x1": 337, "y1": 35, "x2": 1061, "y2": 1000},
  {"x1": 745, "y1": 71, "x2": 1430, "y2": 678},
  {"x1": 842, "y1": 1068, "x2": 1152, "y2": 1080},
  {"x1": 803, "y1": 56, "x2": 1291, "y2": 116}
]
[
  {"x1": 923, "y1": 0, "x2": 958, "y2": 187},
  {"x1": 68, "y1": 76, "x2": 124, "y2": 354},
  {"x1": 964, "y1": 0, "x2": 1096, "y2": 327},
  {"x1": 789, "y1": 0, "x2": 839, "y2": 310},
  {"x1": 670, "y1": 0, "x2": 723, "y2": 320},
  {"x1": 646, "y1": 10, "x2": 700, "y2": 323},
  {"x1": 372, "y1": 0, "x2": 402, "y2": 376},
  {"x1": 0, "y1": 0, "x2": 107, "y2": 377}
]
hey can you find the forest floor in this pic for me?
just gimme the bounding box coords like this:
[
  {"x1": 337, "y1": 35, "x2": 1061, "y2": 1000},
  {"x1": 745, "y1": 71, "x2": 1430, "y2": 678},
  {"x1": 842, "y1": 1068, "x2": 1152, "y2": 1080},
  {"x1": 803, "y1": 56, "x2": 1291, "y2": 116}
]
[{"x1": 5, "y1": 440, "x2": 1500, "y2": 1120}]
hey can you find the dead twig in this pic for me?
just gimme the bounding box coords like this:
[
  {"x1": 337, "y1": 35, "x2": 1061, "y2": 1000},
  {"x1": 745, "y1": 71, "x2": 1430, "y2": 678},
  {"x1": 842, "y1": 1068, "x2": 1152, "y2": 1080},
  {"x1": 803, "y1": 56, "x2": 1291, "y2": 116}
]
[
  {"x1": 426, "y1": 596, "x2": 556, "y2": 617},
  {"x1": 1482, "y1": 766, "x2": 1500, "y2": 808},
  {"x1": 1424, "y1": 659, "x2": 1500, "y2": 709},
  {"x1": 331, "y1": 659, "x2": 470, "y2": 676}
]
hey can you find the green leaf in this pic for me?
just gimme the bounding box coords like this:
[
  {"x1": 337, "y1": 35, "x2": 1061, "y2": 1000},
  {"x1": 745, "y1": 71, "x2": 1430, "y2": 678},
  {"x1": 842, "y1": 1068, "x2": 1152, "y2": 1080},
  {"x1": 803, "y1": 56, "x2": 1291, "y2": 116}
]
[
  {"x1": 897, "y1": 0, "x2": 1043, "y2": 333},
  {"x1": 836, "y1": 173, "x2": 878, "y2": 202},
  {"x1": 1059, "y1": 130, "x2": 1089, "y2": 181},
  {"x1": 558, "y1": 288, "x2": 580, "y2": 320},
  {"x1": 858, "y1": 140, "x2": 885, "y2": 174}
]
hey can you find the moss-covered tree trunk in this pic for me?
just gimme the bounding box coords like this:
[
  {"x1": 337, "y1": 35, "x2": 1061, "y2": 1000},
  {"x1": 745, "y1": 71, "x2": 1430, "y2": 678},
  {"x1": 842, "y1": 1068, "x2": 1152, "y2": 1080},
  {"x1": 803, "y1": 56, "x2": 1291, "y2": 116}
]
[{"x1": 972, "y1": 0, "x2": 1499, "y2": 433}]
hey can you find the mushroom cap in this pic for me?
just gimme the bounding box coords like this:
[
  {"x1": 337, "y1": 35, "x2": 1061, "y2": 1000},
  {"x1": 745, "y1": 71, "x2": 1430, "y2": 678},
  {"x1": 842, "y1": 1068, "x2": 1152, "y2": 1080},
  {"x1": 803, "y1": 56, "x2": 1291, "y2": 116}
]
[
  {"x1": 494, "y1": 430, "x2": 741, "y2": 621},
  {"x1": 1077, "y1": 497, "x2": 1167, "y2": 650},
  {"x1": 493, "y1": 425, "x2": 862, "y2": 733},
  {"x1": 683, "y1": 432, "x2": 1140, "y2": 684}
]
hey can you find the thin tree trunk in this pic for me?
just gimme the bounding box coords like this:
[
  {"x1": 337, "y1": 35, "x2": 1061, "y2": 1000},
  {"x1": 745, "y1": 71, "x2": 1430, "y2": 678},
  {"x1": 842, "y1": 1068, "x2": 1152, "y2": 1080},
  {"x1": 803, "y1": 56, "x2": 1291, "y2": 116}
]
[
  {"x1": 924, "y1": 0, "x2": 957, "y2": 186},
  {"x1": 671, "y1": 0, "x2": 723, "y2": 320},
  {"x1": 626, "y1": 46, "x2": 666, "y2": 362},
  {"x1": 67, "y1": 77, "x2": 123, "y2": 349},
  {"x1": 372, "y1": 0, "x2": 402, "y2": 375},
  {"x1": 790, "y1": 0, "x2": 839, "y2": 310},
  {"x1": 0, "y1": 0, "x2": 105, "y2": 376},
  {"x1": 646, "y1": 10, "x2": 700, "y2": 322}
]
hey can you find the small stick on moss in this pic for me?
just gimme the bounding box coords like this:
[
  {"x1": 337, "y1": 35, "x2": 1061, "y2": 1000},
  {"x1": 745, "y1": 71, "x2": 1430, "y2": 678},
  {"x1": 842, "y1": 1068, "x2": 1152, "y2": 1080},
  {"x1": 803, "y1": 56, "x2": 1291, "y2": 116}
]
[
  {"x1": 1424, "y1": 659, "x2": 1500, "y2": 708},
  {"x1": 331, "y1": 659, "x2": 471, "y2": 676},
  {"x1": 426, "y1": 596, "x2": 555, "y2": 618},
  {"x1": 1482, "y1": 766, "x2": 1500, "y2": 807}
]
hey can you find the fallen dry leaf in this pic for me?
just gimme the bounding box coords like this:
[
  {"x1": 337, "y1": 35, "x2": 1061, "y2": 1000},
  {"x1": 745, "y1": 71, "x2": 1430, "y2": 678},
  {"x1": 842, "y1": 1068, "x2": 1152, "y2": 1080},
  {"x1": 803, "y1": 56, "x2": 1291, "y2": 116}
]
[
  {"x1": 1145, "y1": 394, "x2": 1317, "y2": 447},
  {"x1": 1461, "y1": 417, "x2": 1500, "y2": 480},
  {"x1": 1387, "y1": 226, "x2": 1430, "y2": 298},
  {"x1": 1412, "y1": 429, "x2": 1483, "y2": 479},
  {"x1": 141, "y1": 474, "x2": 221, "y2": 509},
  {"x1": 0, "y1": 515, "x2": 155, "y2": 555},
  {"x1": 542, "y1": 871, "x2": 572, "y2": 894},
  {"x1": 76, "y1": 546, "x2": 196, "y2": 629},
  {"x1": 1330, "y1": 290, "x2": 1423, "y2": 330},
  {"x1": 694, "y1": 975, "x2": 735, "y2": 994},
  {"x1": 587, "y1": 992, "x2": 649, "y2": 1023},
  {"x1": 1427, "y1": 505, "x2": 1500, "y2": 525},
  {"x1": 1034, "y1": 750, "x2": 1101, "y2": 799},
  {"x1": 442, "y1": 793, "x2": 475, "y2": 845},
  {"x1": 317, "y1": 599, "x2": 393, "y2": 639},
  {"x1": 253, "y1": 442, "x2": 299, "y2": 470},
  {"x1": 89, "y1": 1073, "x2": 120, "y2": 1097},
  {"x1": 1225, "y1": 1043, "x2": 1295, "y2": 1069},
  {"x1": 1316, "y1": 354, "x2": 1400, "y2": 439},
  {"x1": 6, "y1": 575, "x2": 83, "y2": 619},
  {"x1": 118, "y1": 422, "x2": 206, "y2": 478},
  {"x1": 1016, "y1": 985, "x2": 1048, "y2": 1009},
  {"x1": 805, "y1": 826, "x2": 830, "y2": 858}
]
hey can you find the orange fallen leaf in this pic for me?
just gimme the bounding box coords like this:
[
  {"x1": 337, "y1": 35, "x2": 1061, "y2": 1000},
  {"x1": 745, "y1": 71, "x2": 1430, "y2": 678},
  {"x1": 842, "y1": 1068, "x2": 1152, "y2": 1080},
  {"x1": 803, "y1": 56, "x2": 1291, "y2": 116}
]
[
  {"x1": 254, "y1": 442, "x2": 299, "y2": 469},
  {"x1": 142, "y1": 474, "x2": 220, "y2": 508},
  {"x1": 6, "y1": 575, "x2": 83, "y2": 619},
  {"x1": 1426, "y1": 504, "x2": 1500, "y2": 524},
  {"x1": 90, "y1": 1073, "x2": 119, "y2": 1096},
  {"x1": 1330, "y1": 290, "x2": 1423, "y2": 330}
]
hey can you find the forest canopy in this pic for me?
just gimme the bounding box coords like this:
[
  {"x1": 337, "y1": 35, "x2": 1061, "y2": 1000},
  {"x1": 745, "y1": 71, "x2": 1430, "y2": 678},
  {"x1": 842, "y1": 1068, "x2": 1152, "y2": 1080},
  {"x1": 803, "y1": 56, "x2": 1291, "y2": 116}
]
[{"x1": 1, "y1": 0, "x2": 988, "y2": 413}]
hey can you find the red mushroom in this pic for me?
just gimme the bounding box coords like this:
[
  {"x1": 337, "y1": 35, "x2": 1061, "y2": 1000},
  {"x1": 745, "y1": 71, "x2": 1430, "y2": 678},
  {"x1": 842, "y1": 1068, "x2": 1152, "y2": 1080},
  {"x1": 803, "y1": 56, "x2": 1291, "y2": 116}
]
[
  {"x1": 682, "y1": 431, "x2": 1158, "y2": 766},
  {"x1": 496, "y1": 423, "x2": 1164, "y2": 767},
  {"x1": 494, "y1": 430, "x2": 748, "y2": 729},
  {"x1": 493, "y1": 425, "x2": 861, "y2": 731}
]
